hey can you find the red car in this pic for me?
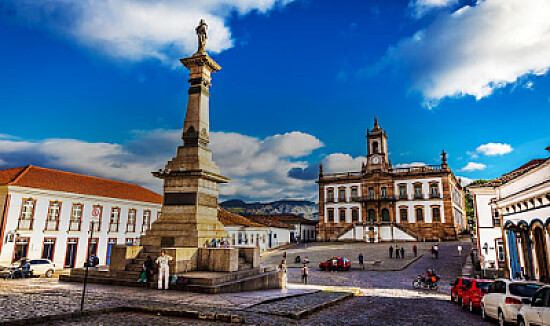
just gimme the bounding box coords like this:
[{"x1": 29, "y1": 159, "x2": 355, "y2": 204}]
[
  {"x1": 319, "y1": 257, "x2": 351, "y2": 271},
  {"x1": 461, "y1": 279, "x2": 493, "y2": 312},
  {"x1": 451, "y1": 277, "x2": 472, "y2": 304}
]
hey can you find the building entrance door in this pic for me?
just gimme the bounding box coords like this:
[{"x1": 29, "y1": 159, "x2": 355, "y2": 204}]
[
  {"x1": 507, "y1": 230, "x2": 521, "y2": 279},
  {"x1": 13, "y1": 238, "x2": 29, "y2": 262},
  {"x1": 65, "y1": 239, "x2": 78, "y2": 268},
  {"x1": 106, "y1": 238, "x2": 117, "y2": 265},
  {"x1": 534, "y1": 227, "x2": 549, "y2": 281},
  {"x1": 42, "y1": 238, "x2": 56, "y2": 260}
]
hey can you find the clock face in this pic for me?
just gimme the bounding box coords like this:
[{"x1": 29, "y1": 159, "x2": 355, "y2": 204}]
[{"x1": 372, "y1": 156, "x2": 380, "y2": 164}]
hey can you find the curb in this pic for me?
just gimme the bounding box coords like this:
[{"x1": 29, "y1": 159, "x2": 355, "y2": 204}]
[
  {"x1": 289, "y1": 292, "x2": 354, "y2": 319},
  {"x1": 0, "y1": 306, "x2": 244, "y2": 325}
]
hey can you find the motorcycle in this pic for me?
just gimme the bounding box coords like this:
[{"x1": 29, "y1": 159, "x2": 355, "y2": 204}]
[{"x1": 412, "y1": 274, "x2": 439, "y2": 290}]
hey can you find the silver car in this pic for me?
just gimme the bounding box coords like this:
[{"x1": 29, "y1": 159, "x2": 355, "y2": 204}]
[{"x1": 517, "y1": 285, "x2": 550, "y2": 326}]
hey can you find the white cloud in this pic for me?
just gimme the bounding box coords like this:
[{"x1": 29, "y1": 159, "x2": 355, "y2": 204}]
[
  {"x1": 322, "y1": 153, "x2": 366, "y2": 173},
  {"x1": 379, "y1": 0, "x2": 550, "y2": 107},
  {"x1": 0, "y1": 129, "x2": 323, "y2": 202},
  {"x1": 408, "y1": 0, "x2": 458, "y2": 18},
  {"x1": 4, "y1": 0, "x2": 294, "y2": 63},
  {"x1": 460, "y1": 162, "x2": 487, "y2": 172},
  {"x1": 394, "y1": 162, "x2": 426, "y2": 168},
  {"x1": 476, "y1": 142, "x2": 513, "y2": 156}
]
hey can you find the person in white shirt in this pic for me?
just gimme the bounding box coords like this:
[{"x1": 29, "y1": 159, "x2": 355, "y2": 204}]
[
  {"x1": 457, "y1": 245, "x2": 463, "y2": 257},
  {"x1": 156, "y1": 250, "x2": 173, "y2": 290}
]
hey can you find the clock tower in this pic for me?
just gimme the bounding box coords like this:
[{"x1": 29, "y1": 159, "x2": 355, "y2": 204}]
[{"x1": 365, "y1": 117, "x2": 390, "y2": 172}]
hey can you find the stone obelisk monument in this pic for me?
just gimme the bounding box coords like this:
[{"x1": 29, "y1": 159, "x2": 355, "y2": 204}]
[{"x1": 141, "y1": 19, "x2": 229, "y2": 249}]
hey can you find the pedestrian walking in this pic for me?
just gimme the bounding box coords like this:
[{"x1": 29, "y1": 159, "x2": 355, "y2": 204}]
[
  {"x1": 431, "y1": 246, "x2": 436, "y2": 259},
  {"x1": 358, "y1": 253, "x2": 364, "y2": 270},
  {"x1": 156, "y1": 250, "x2": 173, "y2": 290},
  {"x1": 283, "y1": 251, "x2": 287, "y2": 259},
  {"x1": 143, "y1": 256, "x2": 155, "y2": 287},
  {"x1": 412, "y1": 244, "x2": 418, "y2": 257},
  {"x1": 400, "y1": 247, "x2": 404, "y2": 259},
  {"x1": 434, "y1": 244, "x2": 439, "y2": 259},
  {"x1": 389, "y1": 245, "x2": 393, "y2": 258},
  {"x1": 395, "y1": 246, "x2": 400, "y2": 259},
  {"x1": 301, "y1": 264, "x2": 309, "y2": 284},
  {"x1": 457, "y1": 245, "x2": 462, "y2": 257}
]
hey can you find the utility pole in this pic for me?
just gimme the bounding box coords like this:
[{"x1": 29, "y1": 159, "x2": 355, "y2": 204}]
[{"x1": 81, "y1": 207, "x2": 100, "y2": 311}]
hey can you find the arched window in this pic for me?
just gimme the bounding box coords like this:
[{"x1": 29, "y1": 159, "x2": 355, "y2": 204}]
[
  {"x1": 382, "y1": 209, "x2": 390, "y2": 222},
  {"x1": 415, "y1": 208, "x2": 424, "y2": 223},
  {"x1": 432, "y1": 207, "x2": 441, "y2": 222},
  {"x1": 373, "y1": 141, "x2": 379, "y2": 153},
  {"x1": 368, "y1": 209, "x2": 376, "y2": 222}
]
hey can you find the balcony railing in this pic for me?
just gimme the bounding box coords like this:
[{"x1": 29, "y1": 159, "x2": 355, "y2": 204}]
[
  {"x1": 68, "y1": 220, "x2": 81, "y2": 231},
  {"x1": 109, "y1": 223, "x2": 119, "y2": 232},
  {"x1": 391, "y1": 165, "x2": 443, "y2": 174},
  {"x1": 321, "y1": 171, "x2": 362, "y2": 179},
  {"x1": 44, "y1": 220, "x2": 59, "y2": 231},
  {"x1": 430, "y1": 193, "x2": 441, "y2": 199},
  {"x1": 127, "y1": 224, "x2": 136, "y2": 233},
  {"x1": 414, "y1": 194, "x2": 425, "y2": 200},
  {"x1": 361, "y1": 195, "x2": 398, "y2": 202},
  {"x1": 399, "y1": 194, "x2": 408, "y2": 200},
  {"x1": 17, "y1": 219, "x2": 32, "y2": 230}
]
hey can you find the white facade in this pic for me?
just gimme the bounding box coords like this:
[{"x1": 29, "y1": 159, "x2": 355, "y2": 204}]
[
  {"x1": 225, "y1": 227, "x2": 270, "y2": 251},
  {"x1": 339, "y1": 226, "x2": 416, "y2": 242},
  {"x1": 0, "y1": 185, "x2": 160, "y2": 268},
  {"x1": 395, "y1": 177, "x2": 446, "y2": 223},
  {"x1": 469, "y1": 186, "x2": 503, "y2": 270},
  {"x1": 323, "y1": 182, "x2": 362, "y2": 223}
]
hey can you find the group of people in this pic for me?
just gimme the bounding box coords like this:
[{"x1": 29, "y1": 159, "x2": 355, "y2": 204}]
[
  {"x1": 137, "y1": 250, "x2": 173, "y2": 290},
  {"x1": 389, "y1": 245, "x2": 406, "y2": 259},
  {"x1": 430, "y1": 244, "x2": 440, "y2": 259},
  {"x1": 279, "y1": 251, "x2": 310, "y2": 284},
  {"x1": 208, "y1": 238, "x2": 231, "y2": 248}
]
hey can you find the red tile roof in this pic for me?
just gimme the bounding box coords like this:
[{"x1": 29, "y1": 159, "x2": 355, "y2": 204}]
[
  {"x1": 247, "y1": 214, "x2": 317, "y2": 225},
  {"x1": 217, "y1": 208, "x2": 265, "y2": 227},
  {"x1": 246, "y1": 215, "x2": 294, "y2": 229},
  {"x1": 0, "y1": 165, "x2": 162, "y2": 204}
]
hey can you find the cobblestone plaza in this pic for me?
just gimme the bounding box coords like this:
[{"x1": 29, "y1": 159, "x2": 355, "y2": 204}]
[{"x1": 0, "y1": 241, "x2": 492, "y2": 325}]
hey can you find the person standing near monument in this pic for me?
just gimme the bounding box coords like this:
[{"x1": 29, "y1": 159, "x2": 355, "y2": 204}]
[
  {"x1": 400, "y1": 247, "x2": 404, "y2": 259},
  {"x1": 389, "y1": 245, "x2": 393, "y2": 258},
  {"x1": 358, "y1": 253, "x2": 364, "y2": 270},
  {"x1": 412, "y1": 244, "x2": 418, "y2": 257},
  {"x1": 156, "y1": 250, "x2": 173, "y2": 290}
]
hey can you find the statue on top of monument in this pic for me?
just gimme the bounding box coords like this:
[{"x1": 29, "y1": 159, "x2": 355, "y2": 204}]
[{"x1": 196, "y1": 19, "x2": 208, "y2": 54}]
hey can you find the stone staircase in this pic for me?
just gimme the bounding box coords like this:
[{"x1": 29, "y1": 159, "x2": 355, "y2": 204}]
[
  {"x1": 395, "y1": 223, "x2": 457, "y2": 241},
  {"x1": 60, "y1": 246, "x2": 283, "y2": 293}
]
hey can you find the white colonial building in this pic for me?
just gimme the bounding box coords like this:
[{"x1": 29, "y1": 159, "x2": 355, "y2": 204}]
[
  {"x1": 468, "y1": 184, "x2": 505, "y2": 273},
  {"x1": 0, "y1": 166, "x2": 162, "y2": 268},
  {"x1": 490, "y1": 150, "x2": 550, "y2": 281}
]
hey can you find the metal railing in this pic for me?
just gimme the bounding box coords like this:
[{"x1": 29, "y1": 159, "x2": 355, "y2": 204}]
[
  {"x1": 44, "y1": 220, "x2": 59, "y2": 231},
  {"x1": 17, "y1": 219, "x2": 32, "y2": 230},
  {"x1": 68, "y1": 221, "x2": 81, "y2": 231}
]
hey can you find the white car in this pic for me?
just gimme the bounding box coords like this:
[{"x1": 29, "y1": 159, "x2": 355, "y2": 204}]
[
  {"x1": 517, "y1": 285, "x2": 550, "y2": 326},
  {"x1": 481, "y1": 279, "x2": 542, "y2": 326},
  {"x1": 3, "y1": 259, "x2": 57, "y2": 278}
]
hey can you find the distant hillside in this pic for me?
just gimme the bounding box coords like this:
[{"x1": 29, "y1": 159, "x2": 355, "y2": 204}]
[{"x1": 220, "y1": 199, "x2": 318, "y2": 221}]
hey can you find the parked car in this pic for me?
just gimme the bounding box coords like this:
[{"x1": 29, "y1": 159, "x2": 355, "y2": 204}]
[
  {"x1": 451, "y1": 277, "x2": 473, "y2": 304},
  {"x1": 319, "y1": 257, "x2": 351, "y2": 271},
  {"x1": 461, "y1": 279, "x2": 493, "y2": 312},
  {"x1": 517, "y1": 285, "x2": 550, "y2": 326},
  {"x1": 481, "y1": 279, "x2": 542, "y2": 325},
  {"x1": 1, "y1": 259, "x2": 56, "y2": 278}
]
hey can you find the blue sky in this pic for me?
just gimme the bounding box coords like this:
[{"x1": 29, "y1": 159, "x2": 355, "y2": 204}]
[{"x1": 0, "y1": 0, "x2": 549, "y2": 201}]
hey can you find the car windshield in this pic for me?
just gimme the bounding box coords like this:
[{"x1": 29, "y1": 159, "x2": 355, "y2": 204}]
[
  {"x1": 476, "y1": 282, "x2": 492, "y2": 290},
  {"x1": 510, "y1": 284, "x2": 541, "y2": 297}
]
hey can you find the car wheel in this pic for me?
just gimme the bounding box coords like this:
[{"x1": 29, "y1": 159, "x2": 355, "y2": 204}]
[
  {"x1": 498, "y1": 309, "x2": 506, "y2": 326},
  {"x1": 45, "y1": 269, "x2": 54, "y2": 278},
  {"x1": 517, "y1": 316, "x2": 526, "y2": 326}
]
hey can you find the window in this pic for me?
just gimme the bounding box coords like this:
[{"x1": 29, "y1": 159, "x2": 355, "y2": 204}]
[
  {"x1": 109, "y1": 208, "x2": 120, "y2": 232},
  {"x1": 142, "y1": 210, "x2": 151, "y2": 232},
  {"x1": 352, "y1": 209, "x2": 359, "y2": 222},
  {"x1": 381, "y1": 187, "x2": 387, "y2": 198},
  {"x1": 430, "y1": 183, "x2": 439, "y2": 198},
  {"x1": 531, "y1": 289, "x2": 548, "y2": 307},
  {"x1": 496, "y1": 240, "x2": 505, "y2": 261},
  {"x1": 368, "y1": 187, "x2": 375, "y2": 199},
  {"x1": 492, "y1": 210, "x2": 501, "y2": 227},
  {"x1": 127, "y1": 209, "x2": 136, "y2": 233},
  {"x1": 339, "y1": 188, "x2": 346, "y2": 202},
  {"x1": 125, "y1": 238, "x2": 134, "y2": 246},
  {"x1": 339, "y1": 209, "x2": 346, "y2": 223},
  {"x1": 381, "y1": 208, "x2": 390, "y2": 221},
  {"x1": 45, "y1": 202, "x2": 61, "y2": 231},
  {"x1": 91, "y1": 205, "x2": 102, "y2": 232},
  {"x1": 373, "y1": 141, "x2": 379, "y2": 153},
  {"x1": 351, "y1": 188, "x2": 358, "y2": 201},
  {"x1": 415, "y1": 207, "x2": 424, "y2": 223},
  {"x1": 88, "y1": 238, "x2": 98, "y2": 258},
  {"x1": 69, "y1": 204, "x2": 83, "y2": 231},
  {"x1": 432, "y1": 207, "x2": 441, "y2": 222},
  {"x1": 42, "y1": 238, "x2": 56, "y2": 260},
  {"x1": 399, "y1": 185, "x2": 407, "y2": 199},
  {"x1": 368, "y1": 209, "x2": 376, "y2": 222},
  {"x1": 414, "y1": 184, "x2": 423, "y2": 199},
  {"x1": 327, "y1": 209, "x2": 334, "y2": 222},
  {"x1": 327, "y1": 188, "x2": 334, "y2": 202},
  {"x1": 18, "y1": 199, "x2": 36, "y2": 230},
  {"x1": 400, "y1": 208, "x2": 408, "y2": 223}
]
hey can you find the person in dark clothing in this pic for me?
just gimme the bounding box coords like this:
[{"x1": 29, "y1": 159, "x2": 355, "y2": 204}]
[
  {"x1": 413, "y1": 244, "x2": 418, "y2": 257},
  {"x1": 400, "y1": 247, "x2": 405, "y2": 259},
  {"x1": 395, "y1": 246, "x2": 400, "y2": 259},
  {"x1": 358, "y1": 253, "x2": 364, "y2": 270},
  {"x1": 470, "y1": 250, "x2": 475, "y2": 265},
  {"x1": 389, "y1": 246, "x2": 393, "y2": 258},
  {"x1": 143, "y1": 256, "x2": 155, "y2": 287}
]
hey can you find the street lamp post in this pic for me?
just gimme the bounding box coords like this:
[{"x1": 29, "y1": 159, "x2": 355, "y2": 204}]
[{"x1": 81, "y1": 219, "x2": 97, "y2": 311}]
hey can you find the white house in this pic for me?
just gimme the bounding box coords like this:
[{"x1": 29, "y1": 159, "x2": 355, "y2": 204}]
[
  {"x1": 0, "y1": 165, "x2": 162, "y2": 268},
  {"x1": 468, "y1": 183, "x2": 505, "y2": 272},
  {"x1": 247, "y1": 214, "x2": 317, "y2": 243}
]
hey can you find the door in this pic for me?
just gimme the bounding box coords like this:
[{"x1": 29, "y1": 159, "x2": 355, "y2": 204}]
[
  {"x1": 534, "y1": 227, "x2": 549, "y2": 281},
  {"x1": 65, "y1": 239, "x2": 78, "y2": 268},
  {"x1": 42, "y1": 239, "x2": 56, "y2": 260},
  {"x1": 268, "y1": 233, "x2": 272, "y2": 248},
  {"x1": 507, "y1": 230, "x2": 521, "y2": 279},
  {"x1": 106, "y1": 238, "x2": 117, "y2": 265},
  {"x1": 13, "y1": 238, "x2": 29, "y2": 262}
]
